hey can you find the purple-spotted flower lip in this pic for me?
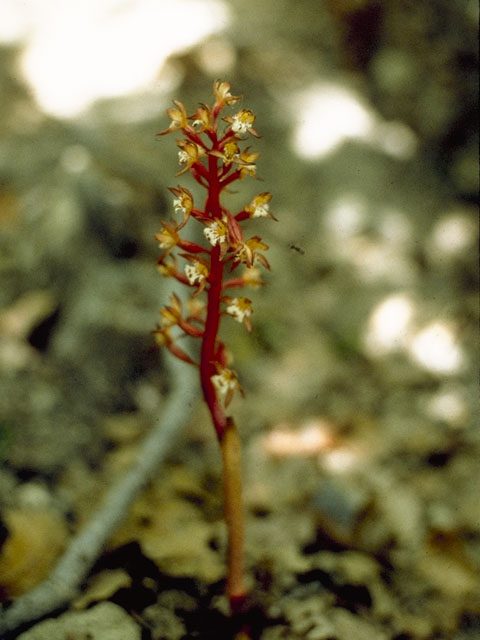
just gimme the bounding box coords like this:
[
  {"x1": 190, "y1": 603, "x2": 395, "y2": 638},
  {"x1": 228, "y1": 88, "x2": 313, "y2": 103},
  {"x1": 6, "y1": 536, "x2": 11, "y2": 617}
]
[{"x1": 203, "y1": 219, "x2": 228, "y2": 247}]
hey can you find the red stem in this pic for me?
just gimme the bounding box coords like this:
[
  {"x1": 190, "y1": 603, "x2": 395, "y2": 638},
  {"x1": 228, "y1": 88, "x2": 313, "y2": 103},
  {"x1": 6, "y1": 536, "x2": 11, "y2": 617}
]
[
  {"x1": 220, "y1": 169, "x2": 242, "y2": 188},
  {"x1": 199, "y1": 150, "x2": 228, "y2": 439}
]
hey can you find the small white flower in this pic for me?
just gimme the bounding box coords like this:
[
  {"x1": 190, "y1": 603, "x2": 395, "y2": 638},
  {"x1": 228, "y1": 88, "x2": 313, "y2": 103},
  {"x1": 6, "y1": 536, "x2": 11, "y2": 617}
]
[
  {"x1": 203, "y1": 220, "x2": 228, "y2": 247},
  {"x1": 244, "y1": 193, "x2": 274, "y2": 219},
  {"x1": 211, "y1": 371, "x2": 236, "y2": 395},
  {"x1": 241, "y1": 267, "x2": 263, "y2": 288},
  {"x1": 155, "y1": 226, "x2": 177, "y2": 249},
  {"x1": 222, "y1": 141, "x2": 240, "y2": 165},
  {"x1": 158, "y1": 236, "x2": 174, "y2": 249},
  {"x1": 169, "y1": 187, "x2": 193, "y2": 225},
  {"x1": 231, "y1": 117, "x2": 251, "y2": 134},
  {"x1": 203, "y1": 226, "x2": 219, "y2": 246},
  {"x1": 185, "y1": 263, "x2": 206, "y2": 285},
  {"x1": 211, "y1": 366, "x2": 241, "y2": 405},
  {"x1": 231, "y1": 109, "x2": 255, "y2": 134},
  {"x1": 173, "y1": 197, "x2": 185, "y2": 215},
  {"x1": 242, "y1": 164, "x2": 257, "y2": 177},
  {"x1": 226, "y1": 297, "x2": 252, "y2": 324},
  {"x1": 178, "y1": 150, "x2": 189, "y2": 165},
  {"x1": 252, "y1": 202, "x2": 270, "y2": 218}
]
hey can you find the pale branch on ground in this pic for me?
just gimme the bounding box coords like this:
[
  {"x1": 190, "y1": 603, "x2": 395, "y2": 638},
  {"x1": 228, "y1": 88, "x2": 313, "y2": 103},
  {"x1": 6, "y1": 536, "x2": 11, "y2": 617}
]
[{"x1": 0, "y1": 357, "x2": 197, "y2": 635}]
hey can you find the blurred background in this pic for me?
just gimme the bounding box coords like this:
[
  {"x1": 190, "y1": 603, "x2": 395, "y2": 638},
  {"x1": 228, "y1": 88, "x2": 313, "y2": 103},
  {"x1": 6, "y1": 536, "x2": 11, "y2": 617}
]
[{"x1": 0, "y1": 1, "x2": 478, "y2": 638}]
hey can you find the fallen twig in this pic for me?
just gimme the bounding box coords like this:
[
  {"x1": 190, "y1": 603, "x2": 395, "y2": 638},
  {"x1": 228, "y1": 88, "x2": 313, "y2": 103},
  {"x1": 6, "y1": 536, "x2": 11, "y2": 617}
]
[{"x1": 0, "y1": 357, "x2": 197, "y2": 635}]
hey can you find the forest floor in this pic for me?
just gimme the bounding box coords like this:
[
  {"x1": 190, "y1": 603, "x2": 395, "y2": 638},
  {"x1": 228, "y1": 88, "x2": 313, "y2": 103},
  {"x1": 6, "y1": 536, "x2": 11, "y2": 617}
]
[{"x1": 0, "y1": 2, "x2": 478, "y2": 638}]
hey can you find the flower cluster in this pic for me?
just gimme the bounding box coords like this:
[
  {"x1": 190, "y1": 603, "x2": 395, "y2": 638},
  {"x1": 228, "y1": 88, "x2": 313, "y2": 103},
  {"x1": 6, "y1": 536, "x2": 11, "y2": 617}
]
[{"x1": 155, "y1": 81, "x2": 274, "y2": 433}]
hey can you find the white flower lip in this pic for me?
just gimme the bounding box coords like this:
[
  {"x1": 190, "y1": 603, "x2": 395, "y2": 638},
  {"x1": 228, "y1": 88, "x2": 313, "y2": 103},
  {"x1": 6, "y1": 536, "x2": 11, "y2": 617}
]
[
  {"x1": 211, "y1": 368, "x2": 239, "y2": 401},
  {"x1": 203, "y1": 220, "x2": 228, "y2": 247},
  {"x1": 185, "y1": 263, "x2": 206, "y2": 285},
  {"x1": 173, "y1": 197, "x2": 186, "y2": 215},
  {"x1": 252, "y1": 203, "x2": 270, "y2": 218},
  {"x1": 226, "y1": 297, "x2": 252, "y2": 323},
  {"x1": 231, "y1": 110, "x2": 254, "y2": 134},
  {"x1": 178, "y1": 150, "x2": 189, "y2": 164}
]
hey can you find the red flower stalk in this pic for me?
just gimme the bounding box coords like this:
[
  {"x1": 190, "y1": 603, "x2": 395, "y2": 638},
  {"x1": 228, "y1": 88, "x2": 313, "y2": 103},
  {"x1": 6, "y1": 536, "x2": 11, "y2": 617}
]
[{"x1": 155, "y1": 81, "x2": 275, "y2": 612}]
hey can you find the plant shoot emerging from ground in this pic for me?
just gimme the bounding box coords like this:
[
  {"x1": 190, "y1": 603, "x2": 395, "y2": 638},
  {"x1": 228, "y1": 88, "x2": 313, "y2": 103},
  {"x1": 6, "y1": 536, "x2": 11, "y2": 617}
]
[{"x1": 155, "y1": 81, "x2": 274, "y2": 613}]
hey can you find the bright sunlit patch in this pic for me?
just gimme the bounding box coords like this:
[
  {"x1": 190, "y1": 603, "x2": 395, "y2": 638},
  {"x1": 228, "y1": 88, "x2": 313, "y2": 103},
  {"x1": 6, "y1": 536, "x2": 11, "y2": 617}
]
[
  {"x1": 428, "y1": 210, "x2": 478, "y2": 259},
  {"x1": 378, "y1": 209, "x2": 413, "y2": 246},
  {"x1": 262, "y1": 419, "x2": 334, "y2": 457},
  {"x1": 322, "y1": 447, "x2": 360, "y2": 474},
  {"x1": 2, "y1": 0, "x2": 230, "y2": 118},
  {"x1": 345, "y1": 237, "x2": 416, "y2": 284},
  {"x1": 292, "y1": 83, "x2": 375, "y2": 159},
  {"x1": 0, "y1": 0, "x2": 29, "y2": 43},
  {"x1": 324, "y1": 194, "x2": 368, "y2": 238},
  {"x1": 291, "y1": 82, "x2": 417, "y2": 160},
  {"x1": 408, "y1": 322, "x2": 465, "y2": 374},
  {"x1": 364, "y1": 293, "x2": 415, "y2": 356},
  {"x1": 197, "y1": 36, "x2": 236, "y2": 75},
  {"x1": 324, "y1": 198, "x2": 416, "y2": 283},
  {"x1": 426, "y1": 387, "x2": 468, "y2": 427},
  {"x1": 369, "y1": 120, "x2": 417, "y2": 159}
]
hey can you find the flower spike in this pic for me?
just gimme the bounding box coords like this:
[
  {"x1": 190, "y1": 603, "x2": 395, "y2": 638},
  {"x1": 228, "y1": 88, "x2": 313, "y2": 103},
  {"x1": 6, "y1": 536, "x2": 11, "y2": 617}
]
[{"x1": 155, "y1": 82, "x2": 275, "y2": 613}]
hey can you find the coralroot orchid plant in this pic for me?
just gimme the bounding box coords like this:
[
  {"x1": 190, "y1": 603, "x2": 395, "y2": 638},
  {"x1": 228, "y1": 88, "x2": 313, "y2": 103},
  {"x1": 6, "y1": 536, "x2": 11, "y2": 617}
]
[{"x1": 154, "y1": 81, "x2": 275, "y2": 612}]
